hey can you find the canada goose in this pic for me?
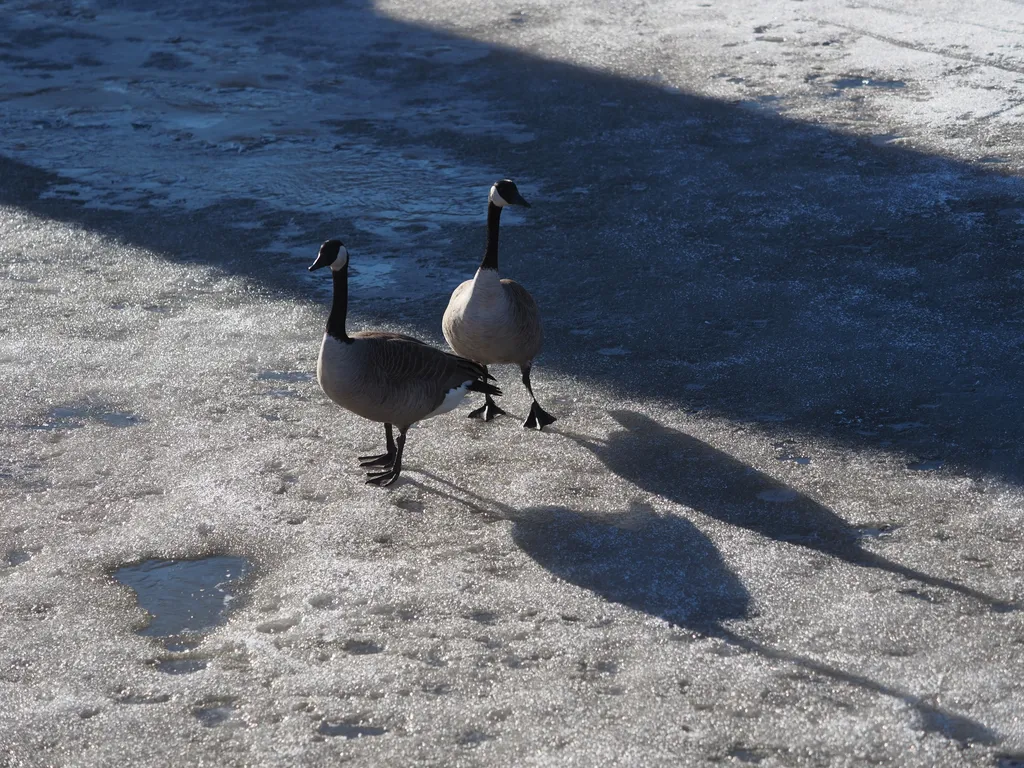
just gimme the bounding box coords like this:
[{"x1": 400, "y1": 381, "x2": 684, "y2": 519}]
[
  {"x1": 442, "y1": 179, "x2": 555, "y2": 430},
  {"x1": 309, "y1": 239, "x2": 502, "y2": 487}
]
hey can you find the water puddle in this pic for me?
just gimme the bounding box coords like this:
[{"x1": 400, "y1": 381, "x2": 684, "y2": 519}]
[
  {"x1": 341, "y1": 639, "x2": 384, "y2": 655},
  {"x1": 257, "y1": 370, "x2": 312, "y2": 383},
  {"x1": 115, "y1": 690, "x2": 171, "y2": 705},
  {"x1": 318, "y1": 720, "x2": 387, "y2": 739},
  {"x1": 4, "y1": 550, "x2": 32, "y2": 567},
  {"x1": 776, "y1": 454, "x2": 811, "y2": 465},
  {"x1": 727, "y1": 745, "x2": 765, "y2": 764},
  {"x1": 831, "y1": 77, "x2": 906, "y2": 90},
  {"x1": 151, "y1": 658, "x2": 208, "y2": 675},
  {"x1": 112, "y1": 556, "x2": 253, "y2": 651},
  {"x1": 737, "y1": 96, "x2": 784, "y2": 113},
  {"x1": 869, "y1": 133, "x2": 906, "y2": 147},
  {"x1": 194, "y1": 700, "x2": 246, "y2": 728},
  {"x1": 855, "y1": 523, "x2": 900, "y2": 539},
  {"x1": 258, "y1": 370, "x2": 312, "y2": 398},
  {"x1": 264, "y1": 389, "x2": 303, "y2": 399},
  {"x1": 195, "y1": 705, "x2": 234, "y2": 727},
  {"x1": 255, "y1": 616, "x2": 300, "y2": 634},
  {"x1": 457, "y1": 729, "x2": 495, "y2": 747},
  {"x1": 29, "y1": 404, "x2": 143, "y2": 431}
]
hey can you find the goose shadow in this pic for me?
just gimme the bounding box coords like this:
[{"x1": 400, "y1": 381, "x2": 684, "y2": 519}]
[
  {"x1": 507, "y1": 500, "x2": 999, "y2": 748},
  {"x1": 511, "y1": 501, "x2": 749, "y2": 627},
  {"x1": 561, "y1": 410, "x2": 1015, "y2": 613}
]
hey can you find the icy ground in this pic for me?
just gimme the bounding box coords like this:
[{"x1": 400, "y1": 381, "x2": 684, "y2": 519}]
[{"x1": 2, "y1": 0, "x2": 1024, "y2": 765}]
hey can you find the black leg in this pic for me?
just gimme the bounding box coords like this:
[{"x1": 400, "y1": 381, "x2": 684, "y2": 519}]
[
  {"x1": 467, "y1": 365, "x2": 506, "y2": 422},
  {"x1": 521, "y1": 364, "x2": 556, "y2": 430},
  {"x1": 366, "y1": 427, "x2": 407, "y2": 487},
  {"x1": 358, "y1": 423, "x2": 397, "y2": 468}
]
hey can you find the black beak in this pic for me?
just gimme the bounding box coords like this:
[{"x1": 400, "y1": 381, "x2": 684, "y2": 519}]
[
  {"x1": 308, "y1": 251, "x2": 333, "y2": 271},
  {"x1": 510, "y1": 190, "x2": 531, "y2": 208}
]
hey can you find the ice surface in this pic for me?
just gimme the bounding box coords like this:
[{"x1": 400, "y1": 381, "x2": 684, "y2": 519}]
[{"x1": 1, "y1": 0, "x2": 1024, "y2": 765}]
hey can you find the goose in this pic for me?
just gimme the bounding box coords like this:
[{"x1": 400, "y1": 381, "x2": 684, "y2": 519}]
[
  {"x1": 442, "y1": 179, "x2": 556, "y2": 431},
  {"x1": 309, "y1": 239, "x2": 502, "y2": 487}
]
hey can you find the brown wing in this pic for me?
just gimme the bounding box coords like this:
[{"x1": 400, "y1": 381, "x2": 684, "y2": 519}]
[
  {"x1": 354, "y1": 332, "x2": 491, "y2": 410},
  {"x1": 500, "y1": 279, "x2": 543, "y2": 358}
]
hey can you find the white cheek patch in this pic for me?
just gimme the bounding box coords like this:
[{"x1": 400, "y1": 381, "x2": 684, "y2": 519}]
[
  {"x1": 489, "y1": 185, "x2": 509, "y2": 207},
  {"x1": 330, "y1": 247, "x2": 349, "y2": 272}
]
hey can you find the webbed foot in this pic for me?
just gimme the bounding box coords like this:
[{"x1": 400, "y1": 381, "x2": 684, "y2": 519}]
[
  {"x1": 358, "y1": 452, "x2": 396, "y2": 468},
  {"x1": 524, "y1": 401, "x2": 556, "y2": 431},
  {"x1": 468, "y1": 400, "x2": 506, "y2": 422},
  {"x1": 365, "y1": 467, "x2": 401, "y2": 487}
]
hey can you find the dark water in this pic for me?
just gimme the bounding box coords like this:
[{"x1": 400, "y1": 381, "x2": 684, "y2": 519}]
[
  {"x1": 194, "y1": 702, "x2": 240, "y2": 728},
  {"x1": 112, "y1": 556, "x2": 253, "y2": 649},
  {"x1": 5, "y1": 550, "x2": 32, "y2": 566},
  {"x1": 257, "y1": 370, "x2": 312, "y2": 383},
  {"x1": 832, "y1": 77, "x2": 907, "y2": 90},
  {"x1": 855, "y1": 523, "x2": 900, "y2": 540},
  {"x1": 30, "y1": 405, "x2": 143, "y2": 431},
  {"x1": 318, "y1": 720, "x2": 387, "y2": 739}
]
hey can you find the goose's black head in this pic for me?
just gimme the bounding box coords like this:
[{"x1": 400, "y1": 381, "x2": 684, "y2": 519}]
[
  {"x1": 489, "y1": 179, "x2": 530, "y2": 208},
  {"x1": 308, "y1": 239, "x2": 349, "y2": 272}
]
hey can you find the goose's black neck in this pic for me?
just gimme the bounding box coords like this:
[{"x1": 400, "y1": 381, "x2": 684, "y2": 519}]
[
  {"x1": 326, "y1": 265, "x2": 350, "y2": 342},
  {"x1": 479, "y1": 202, "x2": 502, "y2": 272}
]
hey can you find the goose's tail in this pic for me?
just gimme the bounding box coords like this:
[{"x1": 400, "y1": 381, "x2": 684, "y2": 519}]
[
  {"x1": 469, "y1": 378, "x2": 503, "y2": 398},
  {"x1": 453, "y1": 355, "x2": 502, "y2": 398}
]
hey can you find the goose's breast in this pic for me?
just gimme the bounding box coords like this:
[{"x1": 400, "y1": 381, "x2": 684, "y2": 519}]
[
  {"x1": 317, "y1": 335, "x2": 364, "y2": 406},
  {"x1": 317, "y1": 336, "x2": 393, "y2": 422},
  {"x1": 444, "y1": 294, "x2": 520, "y2": 364}
]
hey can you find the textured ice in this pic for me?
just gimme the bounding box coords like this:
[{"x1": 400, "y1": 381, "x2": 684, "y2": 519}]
[{"x1": 2, "y1": 0, "x2": 1024, "y2": 765}]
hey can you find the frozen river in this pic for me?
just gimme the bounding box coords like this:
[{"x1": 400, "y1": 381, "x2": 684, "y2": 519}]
[{"x1": 1, "y1": 0, "x2": 1023, "y2": 765}]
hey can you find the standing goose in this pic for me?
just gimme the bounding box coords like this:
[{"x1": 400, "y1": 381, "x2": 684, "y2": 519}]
[
  {"x1": 442, "y1": 179, "x2": 555, "y2": 430},
  {"x1": 309, "y1": 239, "x2": 501, "y2": 487}
]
